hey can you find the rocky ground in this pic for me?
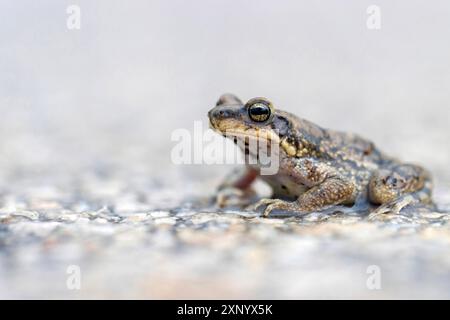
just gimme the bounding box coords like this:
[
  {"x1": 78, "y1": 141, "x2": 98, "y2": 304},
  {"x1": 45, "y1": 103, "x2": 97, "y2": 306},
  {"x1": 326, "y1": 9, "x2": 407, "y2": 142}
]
[{"x1": 0, "y1": 165, "x2": 449, "y2": 299}]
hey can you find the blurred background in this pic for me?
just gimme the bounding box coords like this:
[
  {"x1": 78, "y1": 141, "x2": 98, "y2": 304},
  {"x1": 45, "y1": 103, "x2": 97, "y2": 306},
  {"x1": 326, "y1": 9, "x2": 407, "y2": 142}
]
[
  {"x1": 0, "y1": 0, "x2": 449, "y2": 299},
  {"x1": 1, "y1": 0, "x2": 450, "y2": 183}
]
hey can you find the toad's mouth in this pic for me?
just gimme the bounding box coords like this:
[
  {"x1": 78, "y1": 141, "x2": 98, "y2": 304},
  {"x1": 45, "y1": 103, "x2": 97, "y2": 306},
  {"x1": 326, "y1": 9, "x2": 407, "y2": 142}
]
[
  {"x1": 212, "y1": 128, "x2": 280, "y2": 145},
  {"x1": 211, "y1": 128, "x2": 282, "y2": 163},
  {"x1": 208, "y1": 117, "x2": 282, "y2": 156},
  {"x1": 208, "y1": 118, "x2": 284, "y2": 162}
]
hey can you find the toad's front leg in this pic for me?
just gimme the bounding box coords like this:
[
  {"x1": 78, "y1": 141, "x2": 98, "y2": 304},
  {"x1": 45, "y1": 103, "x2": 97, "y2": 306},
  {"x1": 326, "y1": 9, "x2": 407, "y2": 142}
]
[
  {"x1": 253, "y1": 176, "x2": 356, "y2": 216},
  {"x1": 250, "y1": 159, "x2": 356, "y2": 216}
]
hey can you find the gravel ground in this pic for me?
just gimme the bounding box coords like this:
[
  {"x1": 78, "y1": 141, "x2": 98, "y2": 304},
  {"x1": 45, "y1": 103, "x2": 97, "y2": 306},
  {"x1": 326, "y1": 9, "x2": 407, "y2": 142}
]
[{"x1": 0, "y1": 165, "x2": 449, "y2": 299}]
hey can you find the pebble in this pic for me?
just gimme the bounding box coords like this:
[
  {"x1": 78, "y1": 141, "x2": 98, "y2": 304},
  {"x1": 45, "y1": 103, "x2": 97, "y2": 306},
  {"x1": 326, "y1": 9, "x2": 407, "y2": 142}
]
[
  {"x1": 150, "y1": 211, "x2": 170, "y2": 218},
  {"x1": 153, "y1": 217, "x2": 177, "y2": 225}
]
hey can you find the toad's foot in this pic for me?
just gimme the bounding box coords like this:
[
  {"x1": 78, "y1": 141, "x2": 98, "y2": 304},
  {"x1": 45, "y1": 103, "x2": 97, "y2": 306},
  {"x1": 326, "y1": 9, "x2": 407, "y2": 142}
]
[
  {"x1": 368, "y1": 194, "x2": 417, "y2": 218},
  {"x1": 215, "y1": 187, "x2": 257, "y2": 208},
  {"x1": 247, "y1": 198, "x2": 304, "y2": 217}
]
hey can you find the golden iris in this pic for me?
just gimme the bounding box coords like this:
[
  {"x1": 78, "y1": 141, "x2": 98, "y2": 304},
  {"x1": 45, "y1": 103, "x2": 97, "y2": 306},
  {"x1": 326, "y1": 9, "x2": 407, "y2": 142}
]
[{"x1": 248, "y1": 102, "x2": 271, "y2": 122}]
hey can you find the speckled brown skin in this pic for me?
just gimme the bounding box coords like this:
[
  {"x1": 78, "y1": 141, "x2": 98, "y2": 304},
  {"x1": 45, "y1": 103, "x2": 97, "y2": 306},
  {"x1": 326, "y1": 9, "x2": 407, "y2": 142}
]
[{"x1": 208, "y1": 94, "x2": 433, "y2": 216}]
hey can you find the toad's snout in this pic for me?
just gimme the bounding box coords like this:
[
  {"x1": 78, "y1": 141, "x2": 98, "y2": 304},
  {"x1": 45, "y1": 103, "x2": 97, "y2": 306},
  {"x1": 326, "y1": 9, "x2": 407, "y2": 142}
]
[
  {"x1": 208, "y1": 106, "x2": 235, "y2": 121},
  {"x1": 208, "y1": 105, "x2": 240, "y2": 131}
]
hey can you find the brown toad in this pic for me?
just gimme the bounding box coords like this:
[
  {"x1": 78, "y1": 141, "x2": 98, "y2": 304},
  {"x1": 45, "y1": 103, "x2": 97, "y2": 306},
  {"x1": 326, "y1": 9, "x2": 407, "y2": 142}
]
[{"x1": 208, "y1": 94, "x2": 433, "y2": 216}]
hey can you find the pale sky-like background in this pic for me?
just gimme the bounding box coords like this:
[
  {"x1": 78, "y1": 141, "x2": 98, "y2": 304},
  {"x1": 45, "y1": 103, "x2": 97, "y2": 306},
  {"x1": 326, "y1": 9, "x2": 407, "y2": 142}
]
[{"x1": 1, "y1": 0, "x2": 449, "y2": 189}]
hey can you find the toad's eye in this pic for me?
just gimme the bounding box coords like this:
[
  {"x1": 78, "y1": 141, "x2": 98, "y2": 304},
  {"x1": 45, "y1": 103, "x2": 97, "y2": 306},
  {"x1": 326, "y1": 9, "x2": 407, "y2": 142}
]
[{"x1": 247, "y1": 101, "x2": 271, "y2": 122}]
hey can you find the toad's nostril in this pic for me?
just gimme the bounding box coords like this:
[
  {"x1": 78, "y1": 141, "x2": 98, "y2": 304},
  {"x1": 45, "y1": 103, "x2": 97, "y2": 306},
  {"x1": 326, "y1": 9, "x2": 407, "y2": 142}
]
[
  {"x1": 210, "y1": 108, "x2": 233, "y2": 119},
  {"x1": 217, "y1": 109, "x2": 232, "y2": 118}
]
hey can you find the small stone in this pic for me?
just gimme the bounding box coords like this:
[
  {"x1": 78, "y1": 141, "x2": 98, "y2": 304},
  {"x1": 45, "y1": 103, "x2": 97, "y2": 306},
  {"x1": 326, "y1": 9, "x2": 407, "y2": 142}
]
[
  {"x1": 153, "y1": 217, "x2": 177, "y2": 225},
  {"x1": 150, "y1": 211, "x2": 170, "y2": 218},
  {"x1": 125, "y1": 213, "x2": 151, "y2": 223},
  {"x1": 59, "y1": 212, "x2": 80, "y2": 222},
  {"x1": 12, "y1": 211, "x2": 40, "y2": 221}
]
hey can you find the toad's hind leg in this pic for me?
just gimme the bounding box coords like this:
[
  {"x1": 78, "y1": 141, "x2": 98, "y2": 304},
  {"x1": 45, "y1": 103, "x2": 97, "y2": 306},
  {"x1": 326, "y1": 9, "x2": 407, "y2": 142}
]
[{"x1": 369, "y1": 163, "x2": 432, "y2": 208}]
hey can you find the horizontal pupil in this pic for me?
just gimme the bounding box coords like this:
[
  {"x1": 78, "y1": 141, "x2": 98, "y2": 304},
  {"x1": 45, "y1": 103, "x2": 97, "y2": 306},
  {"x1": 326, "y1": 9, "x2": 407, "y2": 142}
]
[{"x1": 251, "y1": 105, "x2": 269, "y2": 115}]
